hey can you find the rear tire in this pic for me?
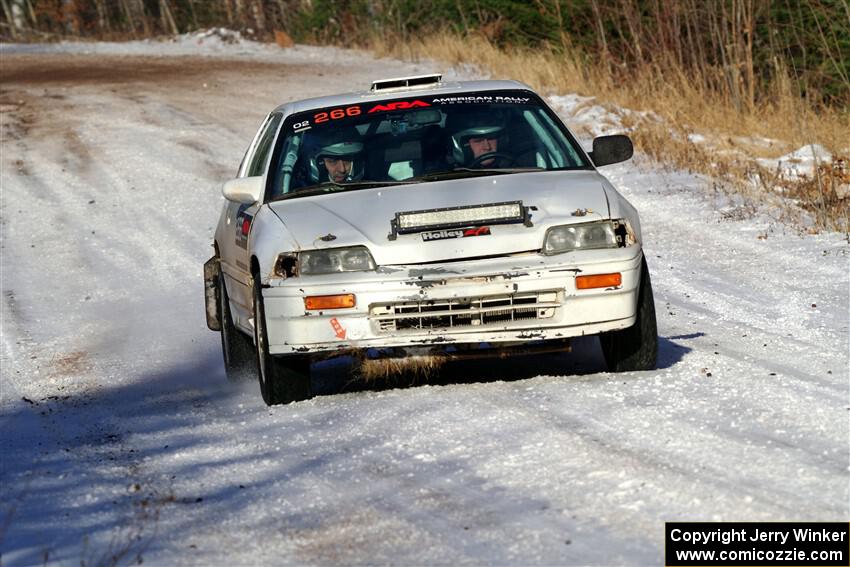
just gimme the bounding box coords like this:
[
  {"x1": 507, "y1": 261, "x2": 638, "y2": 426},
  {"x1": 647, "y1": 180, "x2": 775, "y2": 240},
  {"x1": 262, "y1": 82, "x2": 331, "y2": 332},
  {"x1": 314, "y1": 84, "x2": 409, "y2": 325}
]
[
  {"x1": 252, "y1": 274, "x2": 312, "y2": 405},
  {"x1": 599, "y1": 257, "x2": 658, "y2": 372},
  {"x1": 219, "y1": 270, "x2": 254, "y2": 382}
]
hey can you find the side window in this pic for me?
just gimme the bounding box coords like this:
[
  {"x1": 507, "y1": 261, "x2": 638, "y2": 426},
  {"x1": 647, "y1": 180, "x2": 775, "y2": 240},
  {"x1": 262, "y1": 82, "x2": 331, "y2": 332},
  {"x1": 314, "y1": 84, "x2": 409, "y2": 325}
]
[
  {"x1": 236, "y1": 147, "x2": 251, "y2": 178},
  {"x1": 247, "y1": 113, "x2": 283, "y2": 177},
  {"x1": 238, "y1": 114, "x2": 271, "y2": 178},
  {"x1": 523, "y1": 110, "x2": 562, "y2": 168}
]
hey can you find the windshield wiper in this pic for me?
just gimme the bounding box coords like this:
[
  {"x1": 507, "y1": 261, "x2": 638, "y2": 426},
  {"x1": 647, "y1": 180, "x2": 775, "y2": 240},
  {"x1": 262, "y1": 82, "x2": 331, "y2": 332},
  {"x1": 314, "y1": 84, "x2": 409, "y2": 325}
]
[
  {"x1": 418, "y1": 167, "x2": 543, "y2": 182},
  {"x1": 276, "y1": 179, "x2": 420, "y2": 200}
]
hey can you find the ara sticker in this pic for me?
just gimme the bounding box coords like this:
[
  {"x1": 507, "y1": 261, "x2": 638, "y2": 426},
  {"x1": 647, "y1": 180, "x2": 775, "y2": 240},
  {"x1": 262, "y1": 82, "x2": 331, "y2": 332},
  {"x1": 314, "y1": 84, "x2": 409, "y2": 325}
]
[
  {"x1": 368, "y1": 100, "x2": 431, "y2": 113},
  {"x1": 421, "y1": 226, "x2": 491, "y2": 242},
  {"x1": 330, "y1": 317, "x2": 347, "y2": 339}
]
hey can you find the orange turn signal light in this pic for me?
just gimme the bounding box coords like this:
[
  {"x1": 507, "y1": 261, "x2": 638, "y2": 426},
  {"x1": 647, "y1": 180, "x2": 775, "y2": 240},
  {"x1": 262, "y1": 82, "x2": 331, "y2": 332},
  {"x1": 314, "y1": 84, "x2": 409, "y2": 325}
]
[
  {"x1": 304, "y1": 294, "x2": 356, "y2": 310},
  {"x1": 576, "y1": 272, "x2": 622, "y2": 290}
]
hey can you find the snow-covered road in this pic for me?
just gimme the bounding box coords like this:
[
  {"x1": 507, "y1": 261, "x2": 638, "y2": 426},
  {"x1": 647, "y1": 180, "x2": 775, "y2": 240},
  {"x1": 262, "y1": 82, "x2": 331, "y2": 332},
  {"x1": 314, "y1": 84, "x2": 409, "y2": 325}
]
[{"x1": 1, "y1": 38, "x2": 848, "y2": 565}]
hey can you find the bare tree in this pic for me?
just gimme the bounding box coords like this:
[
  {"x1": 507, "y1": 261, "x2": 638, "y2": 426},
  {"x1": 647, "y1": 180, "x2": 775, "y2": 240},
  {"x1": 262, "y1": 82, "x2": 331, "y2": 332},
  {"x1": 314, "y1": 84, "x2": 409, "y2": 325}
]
[
  {"x1": 94, "y1": 0, "x2": 112, "y2": 35},
  {"x1": 252, "y1": 0, "x2": 267, "y2": 32},
  {"x1": 1, "y1": 0, "x2": 19, "y2": 38},
  {"x1": 134, "y1": 0, "x2": 151, "y2": 36},
  {"x1": 160, "y1": 0, "x2": 179, "y2": 35},
  {"x1": 62, "y1": 0, "x2": 80, "y2": 35},
  {"x1": 589, "y1": 0, "x2": 611, "y2": 77},
  {"x1": 235, "y1": 0, "x2": 247, "y2": 27}
]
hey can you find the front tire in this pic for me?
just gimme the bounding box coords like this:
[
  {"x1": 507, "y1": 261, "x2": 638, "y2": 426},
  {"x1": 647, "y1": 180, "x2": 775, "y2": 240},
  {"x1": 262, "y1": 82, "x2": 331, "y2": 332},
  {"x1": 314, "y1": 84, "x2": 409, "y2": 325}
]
[
  {"x1": 219, "y1": 270, "x2": 254, "y2": 382},
  {"x1": 252, "y1": 274, "x2": 312, "y2": 405},
  {"x1": 599, "y1": 257, "x2": 658, "y2": 372}
]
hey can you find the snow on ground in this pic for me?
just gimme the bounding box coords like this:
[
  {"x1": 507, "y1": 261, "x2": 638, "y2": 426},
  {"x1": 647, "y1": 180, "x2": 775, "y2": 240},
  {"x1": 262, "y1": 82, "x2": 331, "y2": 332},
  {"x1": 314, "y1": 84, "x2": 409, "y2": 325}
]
[
  {"x1": 1, "y1": 33, "x2": 848, "y2": 566},
  {"x1": 548, "y1": 93, "x2": 662, "y2": 141},
  {"x1": 756, "y1": 144, "x2": 834, "y2": 179}
]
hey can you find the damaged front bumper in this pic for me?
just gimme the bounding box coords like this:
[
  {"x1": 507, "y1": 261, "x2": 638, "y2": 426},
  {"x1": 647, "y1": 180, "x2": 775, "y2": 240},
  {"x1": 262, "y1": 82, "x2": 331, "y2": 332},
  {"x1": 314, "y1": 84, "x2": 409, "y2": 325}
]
[{"x1": 261, "y1": 247, "x2": 644, "y2": 355}]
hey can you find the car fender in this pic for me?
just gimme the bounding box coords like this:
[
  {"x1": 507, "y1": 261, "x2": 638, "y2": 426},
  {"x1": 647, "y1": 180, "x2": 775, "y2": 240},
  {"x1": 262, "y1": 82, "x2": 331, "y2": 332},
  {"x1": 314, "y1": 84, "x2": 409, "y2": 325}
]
[
  {"x1": 212, "y1": 205, "x2": 229, "y2": 258},
  {"x1": 601, "y1": 179, "x2": 642, "y2": 243},
  {"x1": 249, "y1": 205, "x2": 301, "y2": 283}
]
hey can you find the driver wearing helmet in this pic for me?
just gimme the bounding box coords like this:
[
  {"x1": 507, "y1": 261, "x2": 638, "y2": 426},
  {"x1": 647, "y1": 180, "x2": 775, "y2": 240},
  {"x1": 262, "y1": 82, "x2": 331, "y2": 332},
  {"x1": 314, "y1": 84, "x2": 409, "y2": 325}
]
[
  {"x1": 312, "y1": 127, "x2": 365, "y2": 184},
  {"x1": 449, "y1": 110, "x2": 509, "y2": 168}
]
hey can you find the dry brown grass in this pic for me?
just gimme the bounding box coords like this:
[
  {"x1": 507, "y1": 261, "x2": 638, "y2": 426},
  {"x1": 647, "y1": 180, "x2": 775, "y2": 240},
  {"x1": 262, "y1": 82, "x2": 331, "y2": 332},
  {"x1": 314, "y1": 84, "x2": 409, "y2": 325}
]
[
  {"x1": 370, "y1": 31, "x2": 850, "y2": 232},
  {"x1": 359, "y1": 355, "x2": 445, "y2": 382}
]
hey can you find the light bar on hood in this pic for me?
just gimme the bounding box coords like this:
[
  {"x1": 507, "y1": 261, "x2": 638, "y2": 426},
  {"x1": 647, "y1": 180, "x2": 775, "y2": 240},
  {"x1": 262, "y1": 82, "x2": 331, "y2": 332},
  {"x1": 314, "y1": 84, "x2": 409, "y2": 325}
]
[{"x1": 390, "y1": 201, "x2": 530, "y2": 239}]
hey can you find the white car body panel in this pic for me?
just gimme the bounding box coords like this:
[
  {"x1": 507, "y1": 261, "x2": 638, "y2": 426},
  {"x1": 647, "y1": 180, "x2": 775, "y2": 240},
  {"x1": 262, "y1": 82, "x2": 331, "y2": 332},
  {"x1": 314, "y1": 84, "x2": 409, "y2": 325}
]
[
  {"x1": 262, "y1": 247, "x2": 642, "y2": 355},
  {"x1": 265, "y1": 170, "x2": 621, "y2": 266}
]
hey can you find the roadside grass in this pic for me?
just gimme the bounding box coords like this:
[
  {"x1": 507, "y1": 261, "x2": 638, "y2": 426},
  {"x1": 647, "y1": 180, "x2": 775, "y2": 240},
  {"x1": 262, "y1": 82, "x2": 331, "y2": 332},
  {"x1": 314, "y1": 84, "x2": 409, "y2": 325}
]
[{"x1": 370, "y1": 31, "x2": 850, "y2": 233}]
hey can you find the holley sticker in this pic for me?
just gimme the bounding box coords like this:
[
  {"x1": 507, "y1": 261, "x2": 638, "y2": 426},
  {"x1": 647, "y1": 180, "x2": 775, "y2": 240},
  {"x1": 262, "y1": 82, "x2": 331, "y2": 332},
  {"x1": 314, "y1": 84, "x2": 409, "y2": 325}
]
[{"x1": 421, "y1": 226, "x2": 491, "y2": 242}]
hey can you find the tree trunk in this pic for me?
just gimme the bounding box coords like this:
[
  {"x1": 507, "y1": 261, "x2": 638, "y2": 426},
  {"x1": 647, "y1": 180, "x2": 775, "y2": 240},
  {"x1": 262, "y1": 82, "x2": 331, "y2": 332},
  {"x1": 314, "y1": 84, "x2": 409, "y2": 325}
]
[
  {"x1": 274, "y1": 0, "x2": 289, "y2": 29},
  {"x1": 120, "y1": 0, "x2": 136, "y2": 37},
  {"x1": 621, "y1": 0, "x2": 644, "y2": 65},
  {"x1": 670, "y1": 0, "x2": 683, "y2": 69},
  {"x1": 94, "y1": 0, "x2": 112, "y2": 35},
  {"x1": 62, "y1": 0, "x2": 79, "y2": 35},
  {"x1": 2, "y1": 0, "x2": 15, "y2": 38},
  {"x1": 235, "y1": 0, "x2": 247, "y2": 28},
  {"x1": 187, "y1": 0, "x2": 198, "y2": 30},
  {"x1": 160, "y1": 0, "x2": 179, "y2": 35},
  {"x1": 224, "y1": 0, "x2": 234, "y2": 26},
  {"x1": 589, "y1": 0, "x2": 611, "y2": 78},
  {"x1": 24, "y1": 0, "x2": 35, "y2": 28},
  {"x1": 742, "y1": 0, "x2": 755, "y2": 109},
  {"x1": 252, "y1": 0, "x2": 266, "y2": 32},
  {"x1": 135, "y1": 0, "x2": 151, "y2": 36}
]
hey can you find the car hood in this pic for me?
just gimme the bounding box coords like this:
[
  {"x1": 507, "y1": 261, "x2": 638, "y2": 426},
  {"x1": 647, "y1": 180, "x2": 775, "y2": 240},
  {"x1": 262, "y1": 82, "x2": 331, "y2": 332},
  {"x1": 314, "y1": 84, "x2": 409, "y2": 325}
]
[{"x1": 268, "y1": 170, "x2": 612, "y2": 265}]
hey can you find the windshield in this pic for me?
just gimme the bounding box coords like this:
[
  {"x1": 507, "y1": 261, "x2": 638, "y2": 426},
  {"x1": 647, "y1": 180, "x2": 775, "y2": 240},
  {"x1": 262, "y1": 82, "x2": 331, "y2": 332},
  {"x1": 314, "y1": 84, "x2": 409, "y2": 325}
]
[{"x1": 269, "y1": 90, "x2": 590, "y2": 200}]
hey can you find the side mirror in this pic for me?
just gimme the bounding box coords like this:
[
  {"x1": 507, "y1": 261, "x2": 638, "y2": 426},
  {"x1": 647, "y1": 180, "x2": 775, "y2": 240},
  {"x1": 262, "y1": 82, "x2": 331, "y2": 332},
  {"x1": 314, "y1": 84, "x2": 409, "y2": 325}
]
[
  {"x1": 589, "y1": 135, "x2": 633, "y2": 167},
  {"x1": 222, "y1": 176, "x2": 263, "y2": 204}
]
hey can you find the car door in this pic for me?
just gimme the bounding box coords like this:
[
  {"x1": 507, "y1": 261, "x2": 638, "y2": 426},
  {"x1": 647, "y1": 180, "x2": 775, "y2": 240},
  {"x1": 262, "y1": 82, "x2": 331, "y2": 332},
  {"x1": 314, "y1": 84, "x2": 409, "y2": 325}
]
[{"x1": 219, "y1": 112, "x2": 284, "y2": 331}]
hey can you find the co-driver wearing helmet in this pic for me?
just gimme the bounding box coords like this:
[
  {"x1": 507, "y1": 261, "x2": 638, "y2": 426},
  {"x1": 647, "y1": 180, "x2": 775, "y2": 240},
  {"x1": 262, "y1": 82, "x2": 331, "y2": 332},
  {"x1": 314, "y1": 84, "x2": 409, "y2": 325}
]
[
  {"x1": 324, "y1": 155, "x2": 356, "y2": 183},
  {"x1": 311, "y1": 127, "x2": 365, "y2": 184}
]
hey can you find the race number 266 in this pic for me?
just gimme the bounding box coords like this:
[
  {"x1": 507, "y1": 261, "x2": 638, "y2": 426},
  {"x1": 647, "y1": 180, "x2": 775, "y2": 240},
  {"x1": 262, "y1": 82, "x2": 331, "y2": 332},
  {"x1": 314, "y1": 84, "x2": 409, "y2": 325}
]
[{"x1": 314, "y1": 105, "x2": 361, "y2": 123}]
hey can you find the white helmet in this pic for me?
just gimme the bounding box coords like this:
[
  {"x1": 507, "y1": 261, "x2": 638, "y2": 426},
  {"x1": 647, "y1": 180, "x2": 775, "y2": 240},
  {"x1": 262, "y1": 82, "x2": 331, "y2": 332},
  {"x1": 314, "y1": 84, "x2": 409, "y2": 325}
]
[
  {"x1": 309, "y1": 127, "x2": 365, "y2": 183},
  {"x1": 449, "y1": 110, "x2": 507, "y2": 165}
]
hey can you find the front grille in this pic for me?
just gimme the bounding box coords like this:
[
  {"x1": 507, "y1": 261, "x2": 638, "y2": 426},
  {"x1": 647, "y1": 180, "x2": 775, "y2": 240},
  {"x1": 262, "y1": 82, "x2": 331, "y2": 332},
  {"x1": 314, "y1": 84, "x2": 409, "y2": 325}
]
[{"x1": 370, "y1": 291, "x2": 559, "y2": 333}]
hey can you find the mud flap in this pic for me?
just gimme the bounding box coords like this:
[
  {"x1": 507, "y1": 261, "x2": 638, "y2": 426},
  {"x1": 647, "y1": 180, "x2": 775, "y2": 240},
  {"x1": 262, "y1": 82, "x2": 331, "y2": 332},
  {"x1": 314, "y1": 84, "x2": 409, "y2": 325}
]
[{"x1": 204, "y1": 256, "x2": 221, "y2": 331}]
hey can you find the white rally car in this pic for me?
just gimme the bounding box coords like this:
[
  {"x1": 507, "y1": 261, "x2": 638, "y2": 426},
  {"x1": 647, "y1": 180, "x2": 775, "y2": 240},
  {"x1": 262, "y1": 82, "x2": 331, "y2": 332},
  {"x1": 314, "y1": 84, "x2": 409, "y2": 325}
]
[{"x1": 205, "y1": 74, "x2": 657, "y2": 405}]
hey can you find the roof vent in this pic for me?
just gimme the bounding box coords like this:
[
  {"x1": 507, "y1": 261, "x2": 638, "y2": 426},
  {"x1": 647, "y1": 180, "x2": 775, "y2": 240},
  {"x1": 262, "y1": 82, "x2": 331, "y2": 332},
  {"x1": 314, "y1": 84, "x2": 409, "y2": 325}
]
[{"x1": 370, "y1": 73, "x2": 443, "y2": 93}]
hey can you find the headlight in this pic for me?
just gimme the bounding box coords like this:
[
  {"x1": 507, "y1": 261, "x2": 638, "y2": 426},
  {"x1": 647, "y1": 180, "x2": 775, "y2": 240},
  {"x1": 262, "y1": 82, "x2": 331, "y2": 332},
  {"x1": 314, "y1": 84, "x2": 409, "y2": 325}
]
[
  {"x1": 543, "y1": 221, "x2": 622, "y2": 255},
  {"x1": 298, "y1": 246, "x2": 376, "y2": 275}
]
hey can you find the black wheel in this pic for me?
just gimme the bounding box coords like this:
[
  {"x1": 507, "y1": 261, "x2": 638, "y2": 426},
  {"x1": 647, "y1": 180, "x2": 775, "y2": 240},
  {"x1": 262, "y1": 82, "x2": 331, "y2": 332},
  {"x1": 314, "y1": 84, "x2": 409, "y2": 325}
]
[
  {"x1": 219, "y1": 270, "x2": 254, "y2": 382},
  {"x1": 599, "y1": 257, "x2": 658, "y2": 372},
  {"x1": 252, "y1": 274, "x2": 312, "y2": 405}
]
